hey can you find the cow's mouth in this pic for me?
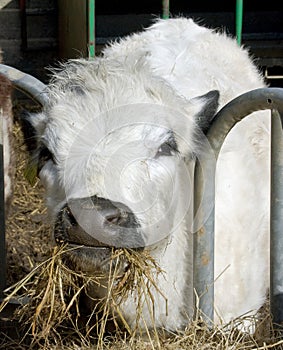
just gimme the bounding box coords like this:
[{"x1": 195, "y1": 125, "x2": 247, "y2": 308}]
[
  {"x1": 54, "y1": 197, "x2": 145, "y2": 251},
  {"x1": 54, "y1": 205, "x2": 108, "y2": 248}
]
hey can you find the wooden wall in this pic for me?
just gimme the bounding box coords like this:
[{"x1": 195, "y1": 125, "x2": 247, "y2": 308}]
[
  {"x1": 0, "y1": 0, "x2": 57, "y2": 82},
  {"x1": 0, "y1": 1, "x2": 282, "y2": 85},
  {"x1": 58, "y1": 0, "x2": 87, "y2": 59}
]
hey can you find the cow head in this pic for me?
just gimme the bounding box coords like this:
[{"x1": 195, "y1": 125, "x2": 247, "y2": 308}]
[{"x1": 1, "y1": 61, "x2": 219, "y2": 268}]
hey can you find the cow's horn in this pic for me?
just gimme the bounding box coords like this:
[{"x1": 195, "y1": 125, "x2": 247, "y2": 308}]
[{"x1": 0, "y1": 64, "x2": 48, "y2": 106}]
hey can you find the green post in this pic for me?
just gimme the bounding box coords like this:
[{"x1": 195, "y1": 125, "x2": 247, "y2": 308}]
[
  {"x1": 162, "y1": 0, "x2": 170, "y2": 19},
  {"x1": 88, "y1": 0, "x2": 95, "y2": 57},
  {"x1": 236, "y1": 0, "x2": 243, "y2": 46}
]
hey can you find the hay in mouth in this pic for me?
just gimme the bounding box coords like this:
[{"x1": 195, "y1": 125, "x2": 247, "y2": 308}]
[{"x1": 1, "y1": 244, "x2": 167, "y2": 348}]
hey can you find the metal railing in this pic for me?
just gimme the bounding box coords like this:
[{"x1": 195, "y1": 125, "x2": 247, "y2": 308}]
[{"x1": 194, "y1": 87, "x2": 283, "y2": 325}]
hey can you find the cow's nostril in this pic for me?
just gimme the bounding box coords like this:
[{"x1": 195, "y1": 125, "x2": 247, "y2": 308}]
[
  {"x1": 105, "y1": 210, "x2": 128, "y2": 227},
  {"x1": 106, "y1": 214, "x2": 119, "y2": 225},
  {"x1": 65, "y1": 206, "x2": 78, "y2": 226}
]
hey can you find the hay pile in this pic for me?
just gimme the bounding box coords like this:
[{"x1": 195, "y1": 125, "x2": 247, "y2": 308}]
[
  {"x1": 1, "y1": 102, "x2": 283, "y2": 349},
  {"x1": 1, "y1": 244, "x2": 167, "y2": 349},
  {"x1": 5, "y1": 108, "x2": 51, "y2": 287},
  {"x1": 2, "y1": 243, "x2": 283, "y2": 350}
]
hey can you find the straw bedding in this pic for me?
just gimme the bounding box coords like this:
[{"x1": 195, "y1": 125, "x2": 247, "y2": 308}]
[{"x1": 1, "y1": 102, "x2": 283, "y2": 349}]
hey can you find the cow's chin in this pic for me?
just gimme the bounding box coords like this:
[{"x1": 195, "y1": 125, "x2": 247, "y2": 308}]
[
  {"x1": 64, "y1": 243, "x2": 114, "y2": 273},
  {"x1": 53, "y1": 220, "x2": 118, "y2": 273}
]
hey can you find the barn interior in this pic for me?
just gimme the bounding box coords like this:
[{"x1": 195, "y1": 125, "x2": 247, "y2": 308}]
[
  {"x1": 0, "y1": 1, "x2": 283, "y2": 349},
  {"x1": 0, "y1": 0, "x2": 282, "y2": 86}
]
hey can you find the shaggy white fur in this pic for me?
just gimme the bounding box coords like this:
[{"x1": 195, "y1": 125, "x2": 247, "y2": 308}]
[{"x1": 29, "y1": 18, "x2": 270, "y2": 331}]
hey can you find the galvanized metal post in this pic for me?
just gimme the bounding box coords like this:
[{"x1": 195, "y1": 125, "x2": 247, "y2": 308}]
[
  {"x1": 194, "y1": 88, "x2": 283, "y2": 325},
  {"x1": 0, "y1": 108, "x2": 6, "y2": 299},
  {"x1": 0, "y1": 64, "x2": 48, "y2": 106},
  {"x1": 270, "y1": 109, "x2": 283, "y2": 324},
  {"x1": 193, "y1": 142, "x2": 216, "y2": 325}
]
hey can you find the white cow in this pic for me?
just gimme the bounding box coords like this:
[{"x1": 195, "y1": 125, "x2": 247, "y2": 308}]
[{"x1": 3, "y1": 18, "x2": 271, "y2": 332}]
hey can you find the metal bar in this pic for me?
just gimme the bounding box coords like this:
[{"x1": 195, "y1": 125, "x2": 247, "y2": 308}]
[
  {"x1": 270, "y1": 109, "x2": 283, "y2": 324},
  {"x1": 193, "y1": 144, "x2": 216, "y2": 325},
  {"x1": 88, "y1": 0, "x2": 95, "y2": 58},
  {"x1": 0, "y1": 64, "x2": 48, "y2": 107},
  {"x1": 162, "y1": 0, "x2": 170, "y2": 19},
  {"x1": 194, "y1": 87, "x2": 283, "y2": 324},
  {"x1": 0, "y1": 108, "x2": 6, "y2": 299},
  {"x1": 235, "y1": 0, "x2": 243, "y2": 45},
  {"x1": 206, "y1": 88, "x2": 283, "y2": 157}
]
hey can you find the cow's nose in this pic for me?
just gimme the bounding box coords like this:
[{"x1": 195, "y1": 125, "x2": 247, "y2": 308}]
[
  {"x1": 56, "y1": 196, "x2": 144, "y2": 248},
  {"x1": 86, "y1": 195, "x2": 140, "y2": 229},
  {"x1": 102, "y1": 206, "x2": 140, "y2": 232}
]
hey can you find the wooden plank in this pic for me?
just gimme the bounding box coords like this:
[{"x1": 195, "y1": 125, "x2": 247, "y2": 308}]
[
  {"x1": 0, "y1": 0, "x2": 55, "y2": 9},
  {"x1": 27, "y1": 12, "x2": 57, "y2": 39},
  {"x1": 0, "y1": 9, "x2": 57, "y2": 40},
  {"x1": 0, "y1": 9, "x2": 21, "y2": 40},
  {"x1": 58, "y1": 0, "x2": 87, "y2": 59},
  {"x1": 0, "y1": 0, "x2": 18, "y2": 9}
]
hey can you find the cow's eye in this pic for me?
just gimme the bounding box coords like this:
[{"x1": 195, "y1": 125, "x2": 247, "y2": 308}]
[{"x1": 156, "y1": 135, "x2": 178, "y2": 157}]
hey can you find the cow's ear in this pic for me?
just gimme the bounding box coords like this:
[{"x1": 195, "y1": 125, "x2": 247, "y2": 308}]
[
  {"x1": 19, "y1": 111, "x2": 47, "y2": 154},
  {"x1": 19, "y1": 111, "x2": 48, "y2": 185},
  {"x1": 193, "y1": 90, "x2": 220, "y2": 133}
]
